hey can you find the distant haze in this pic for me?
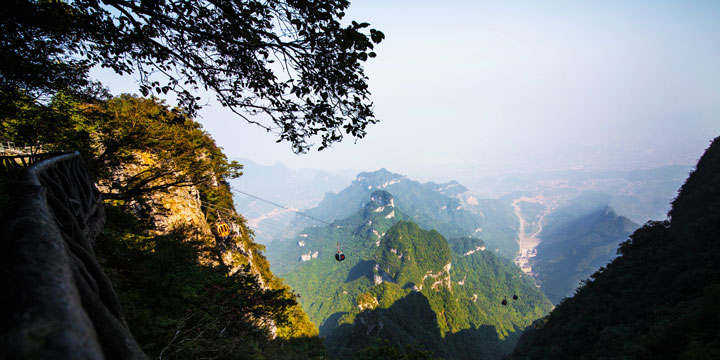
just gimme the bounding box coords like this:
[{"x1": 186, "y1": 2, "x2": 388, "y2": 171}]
[{"x1": 94, "y1": 0, "x2": 720, "y2": 184}]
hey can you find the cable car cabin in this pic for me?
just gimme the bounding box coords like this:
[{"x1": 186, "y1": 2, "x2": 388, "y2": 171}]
[
  {"x1": 513, "y1": 294, "x2": 518, "y2": 300},
  {"x1": 216, "y1": 222, "x2": 231, "y2": 238},
  {"x1": 501, "y1": 297, "x2": 508, "y2": 306},
  {"x1": 335, "y1": 241, "x2": 345, "y2": 261}
]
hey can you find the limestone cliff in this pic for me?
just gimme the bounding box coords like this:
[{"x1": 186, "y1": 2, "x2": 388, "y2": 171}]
[
  {"x1": 100, "y1": 150, "x2": 278, "y2": 300},
  {"x1": 1, "y1": 94, "x2": 323, "y2": 359}
]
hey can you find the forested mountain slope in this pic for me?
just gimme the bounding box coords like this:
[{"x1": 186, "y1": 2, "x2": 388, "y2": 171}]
[
  {"x1": 531, "y1": 206, "x2": 639, "y2": 304},
  {"x1": 1, "y1": 93, "x2": 324, "y2": 359},
  {"x1": 274, "y1": 190, "x2": 406, "y2": 326},
  {"x1": 324, "y1": 222, "x2": 551, "y2": 359},
  {"x1": 512, "y1": 136, "x2": 720, "y2": 359},
  {"x1": 272, "y1": 190, "x2": 552, "y2": 358},
  {"x1": 284, "y1": 169, "x2": 519, "y2": 260}
]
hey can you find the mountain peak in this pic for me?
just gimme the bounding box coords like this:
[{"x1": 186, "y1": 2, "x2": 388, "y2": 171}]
[
  {"x1": 369, "y1": 190, "x2": 394, "y2": 208},
  {"x1": 374, "y1": 221, "x2": 452, "y2": 290},
  {"x1": 354, "y1": 168, "x2": 405, "y2": 186},
  {"x1": 669, "y1": 135, "x2": 720, "y2": 227},
  {"x1": 427, "y1": 180, "x2": 469, "y2": 197},
  {"x1": 602, "y1": 205, "x2": 617, "y2": 217}
]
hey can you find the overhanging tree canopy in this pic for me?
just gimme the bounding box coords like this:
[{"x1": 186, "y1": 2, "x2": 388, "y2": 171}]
[{"x1": 1, "y1": 0, "x2": 384, "y2": 153}]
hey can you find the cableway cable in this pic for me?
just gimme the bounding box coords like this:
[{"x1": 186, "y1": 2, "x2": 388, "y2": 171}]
[
  {"x1": 231, "y1": 189, "x2": 337, "y2": 228},
  {"x1": 230, "y1": 188, "x2": 360, "y2": 238},
  {"x1": 195, "y1": 188, "x2": 374, "y2": 261}
]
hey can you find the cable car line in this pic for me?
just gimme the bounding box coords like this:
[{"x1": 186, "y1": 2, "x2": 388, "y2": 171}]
[
  {"x1": 197, "y1": 188, "x2": 367, "y2": 261},
  {"x1": 230, "y1": 188, "x2": 359, "y2": 238},
  {"x1": 199, "y1": 198, "x2": 354, "y2": 242},
  {"x1": 199, "y1": 201, "x2": 237, "y2": 217},
  {"x1": 231, "y1": 188, "x2": 337, "y2": 228},
  {"x1": 230, "y1": 188, "x2": 367, "y2": 262}
]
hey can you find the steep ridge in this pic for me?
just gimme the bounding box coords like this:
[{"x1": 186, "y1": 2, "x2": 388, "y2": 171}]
[
  {"x1": 324, "y1": 221, "x2": 552, "y2": 359},
  {"x1": 284, "y1": 169, "x2": 519, "y2": 260},
  {"x1": 274, "y1": 190, "x2": 552, "y2": 358},
  {"x1": 530, "y1": 206, "x2": 639, "y2": 304},
  {"x1": 88, "y1": 98, "x2": 323, "y2": 358},
  {"x1": 1, "y1": 95, "x2": 324, "y2": 359},
  {"x1": 512, "y1": 136, "x2": 720, "y2": 359}
]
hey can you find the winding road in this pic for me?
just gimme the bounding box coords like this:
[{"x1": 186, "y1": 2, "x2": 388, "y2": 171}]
[{"x1": 512, "y1": 195, "x2": 548, "y2": 276}]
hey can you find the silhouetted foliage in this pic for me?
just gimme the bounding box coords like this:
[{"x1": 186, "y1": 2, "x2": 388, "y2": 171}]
[
  {"x1": 512, "y1": 136, "x2": 720, "y2": 359},
  {"x1": 1, "y1": 0, "x2": 384, "y2": 152},
  {"x1": 1, "y1": 92, "x2": 242, "y2": 206},
  {"x1": 0, "y1": 89, "x2": 326, "y2": 356},
  {"x1": 98, "y1": 205, "x2": 327, "y2": 359}
]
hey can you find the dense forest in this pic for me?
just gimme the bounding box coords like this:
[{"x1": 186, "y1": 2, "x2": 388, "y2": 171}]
[
  {"x1": 268, "y1": 190, "x2": 552, "y2": 358},
  {"x1": 3, "y1": 2, "x2": 717, "y2": 358},
  {"x1": 512, "y1": 136, "x2": 720, "y2": 359},
  {"x1": 1, "y1": 92, "x2": 325, "y2": 358}
]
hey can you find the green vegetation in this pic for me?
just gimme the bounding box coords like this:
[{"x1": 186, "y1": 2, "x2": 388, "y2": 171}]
[
  {"x1": 293, "y1": 169, "x2": 519, "y2": 259},
  {"x1": 2, "y1": 0, "x2": 384, "y2": 153},
  {"x1": 512, "y1": 136, "x2": 720, "y2": 359},
  {"x1": 2, "y1": 91, "x2": 325, "y2": 357},
  {"x1": 272, "y1": 191, "x2": 552, "y2": 358},
  {"x1": 376, "y1": 221, "x2": 451, "y2": 287},
  {"x1": 324, "y1": 221, "x2": 551, "y2": 359}
]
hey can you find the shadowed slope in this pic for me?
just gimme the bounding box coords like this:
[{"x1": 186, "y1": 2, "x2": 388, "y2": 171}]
[{"x1": 512, "y1": 136, "x2": 720, "y2": 359}]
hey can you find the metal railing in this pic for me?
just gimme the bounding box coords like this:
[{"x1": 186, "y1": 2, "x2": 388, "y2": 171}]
[
  {"x1": 1, "y1": 152, "x2": 69, "y2": 179},
  {"x1": 0, "y1": 140, "x2": 39, "y2": 156},
  {"x1": 0, "y1": 152, "x2": 146, "y2": 359}
]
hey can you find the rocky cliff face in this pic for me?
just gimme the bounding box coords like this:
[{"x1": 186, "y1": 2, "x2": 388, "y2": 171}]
[
  {"x1": 98, "y1": 152, "x2": 212, "y2": 239},
  {"x1": 149, "y1": 184, "x2": 212, "y2": 238},
  {"x1": 95, "y1": 151, "x2": 288, "y2": 333}
]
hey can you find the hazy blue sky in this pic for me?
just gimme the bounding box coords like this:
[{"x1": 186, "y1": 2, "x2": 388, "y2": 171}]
[{"x1": 94, "y1": 0, "x2": 720, "y2": 183}]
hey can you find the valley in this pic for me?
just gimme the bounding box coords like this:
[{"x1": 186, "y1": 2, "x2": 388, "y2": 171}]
[
  {"x1": 511, "y1": 195, "x2": 551, "y2": 276},
  {"x1": 5, "y1": 1, "x2": 716, "y2": 358},
  {"x1": 512, "y1": 137, "x2": 720, "y2": 359},
  {"x1": 228, "y1": 164, "x2": 689, "y2": 357}
]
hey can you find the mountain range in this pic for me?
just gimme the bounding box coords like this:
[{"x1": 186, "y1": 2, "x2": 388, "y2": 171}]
[
  {"x1": 229, "y1": 161, "x2": 694, "y2": 358},
  {"x1": 467, "y1": 165, "x2": 690, "y2": 224},
  {"x1": 294, "y1": 168, "x2": 520, "y2": 259},
  {"x1": 269, "y1": 189, "x2": 552, "y2": 358}
]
